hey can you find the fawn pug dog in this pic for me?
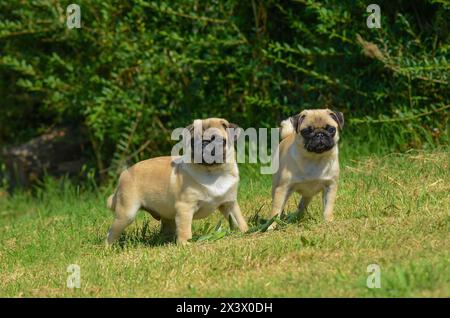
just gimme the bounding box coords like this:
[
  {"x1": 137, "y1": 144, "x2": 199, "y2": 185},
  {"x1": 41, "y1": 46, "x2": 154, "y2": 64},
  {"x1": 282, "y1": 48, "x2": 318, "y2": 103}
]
[
  {"x1": 270, "y1": 109, "x2": 344, "y2": 226},
  {"x1": 106, "y1": 118, "x2": 248, "y2": 245}
]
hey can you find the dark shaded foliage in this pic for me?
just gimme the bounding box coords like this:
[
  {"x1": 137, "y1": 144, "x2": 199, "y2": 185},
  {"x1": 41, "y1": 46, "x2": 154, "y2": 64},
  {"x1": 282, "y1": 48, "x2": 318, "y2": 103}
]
[{"x1": 0, "y1": 0, "x2": 448, "y2": 181}]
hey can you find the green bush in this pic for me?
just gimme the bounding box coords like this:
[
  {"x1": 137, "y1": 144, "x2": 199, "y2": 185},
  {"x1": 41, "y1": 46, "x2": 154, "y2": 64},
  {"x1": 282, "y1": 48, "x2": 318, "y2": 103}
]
[{"x1": 0, "y1": 0, "x2": 448, "y2": 180}]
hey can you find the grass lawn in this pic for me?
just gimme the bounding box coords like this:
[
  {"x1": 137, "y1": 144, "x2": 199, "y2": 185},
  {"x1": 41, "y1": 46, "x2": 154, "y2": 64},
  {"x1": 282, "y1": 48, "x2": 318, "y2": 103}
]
[{"x1": 0, "y1": 148, "x2": 448, "y2": 297}]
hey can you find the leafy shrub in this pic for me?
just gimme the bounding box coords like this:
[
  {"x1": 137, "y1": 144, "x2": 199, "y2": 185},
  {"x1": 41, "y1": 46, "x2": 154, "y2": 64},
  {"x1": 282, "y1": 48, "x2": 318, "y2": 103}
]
[{"x1": 0, "y1": 0, "x2": 448, "y2": 181}]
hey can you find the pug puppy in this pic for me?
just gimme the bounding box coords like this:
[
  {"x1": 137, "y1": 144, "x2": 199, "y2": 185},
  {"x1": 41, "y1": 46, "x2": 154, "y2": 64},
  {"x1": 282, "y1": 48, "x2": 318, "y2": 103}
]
[
  {"x1": 270, "y1": 109, "x2": 344, "y2": 224},
  {"x1": 106, "y1": 118, "x2": 248, "y2": 245}
]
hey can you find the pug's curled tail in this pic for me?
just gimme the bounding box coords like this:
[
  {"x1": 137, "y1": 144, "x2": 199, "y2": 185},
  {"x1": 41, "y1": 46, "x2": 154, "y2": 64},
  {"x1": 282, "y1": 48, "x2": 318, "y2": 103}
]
[
  {"x1": 280, "y1": 118, "x2": 294, "y2": 140},
  {"x1": 107, "y1": 193, "x2": 117, "y2": 212}
]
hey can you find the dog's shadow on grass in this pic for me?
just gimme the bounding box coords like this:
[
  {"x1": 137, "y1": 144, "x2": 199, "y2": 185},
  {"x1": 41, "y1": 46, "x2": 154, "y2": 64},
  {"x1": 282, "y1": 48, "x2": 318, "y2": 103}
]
[
  {"x1": 94, "y1": 219, "x2": 175, "y2": 249},
  {"x1": 121, "y1": 230, "x2": 175, "y2": 248},
  {"x1": 95, "y1": 206, "x2": 315, "y2": 249},
  {"x1": 246, "y1": 203, "x2": 314, "y2": 233},
  {"x1": 122, "y1": 219, "x2": 179, "y2": 248}
]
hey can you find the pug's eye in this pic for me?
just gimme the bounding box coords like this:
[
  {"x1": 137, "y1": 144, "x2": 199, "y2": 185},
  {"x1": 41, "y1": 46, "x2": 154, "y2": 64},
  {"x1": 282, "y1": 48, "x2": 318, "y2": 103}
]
[
  {"x1": 326, "y1": 126, "x2": 336, "y2": 134},
  {"x1": 300, "y1": 126, "x2": 313, "y2": 137}
]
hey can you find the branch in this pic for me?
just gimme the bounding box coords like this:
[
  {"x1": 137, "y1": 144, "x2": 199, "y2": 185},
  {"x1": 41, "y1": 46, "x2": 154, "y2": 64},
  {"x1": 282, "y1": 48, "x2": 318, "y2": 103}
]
[
  {"x1": 351, "y1": 104, "x2": 450, "y2": 125},
  {"x1": 265, "y1": 52, "x2": 368, "y2": 97},
  {"x1": 144, "y1": 2, "x2": 228, "y2": 24}
]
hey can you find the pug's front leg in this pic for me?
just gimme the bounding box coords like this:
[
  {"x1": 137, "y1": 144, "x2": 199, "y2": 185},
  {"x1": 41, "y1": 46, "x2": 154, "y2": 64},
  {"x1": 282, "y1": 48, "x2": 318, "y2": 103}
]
[
  {"x1": 267, "y1": 185, "x2": 291, "y2": 230},
  {"x1": 175, "y1": 202, "x2": 196, "y2": 245},
  {"x1": 219, "y1": 201, "x2": 248, "y2": 232},
  {"x1": 323, "y1": 182, "x2": 338, "y2": 222},
  {"x1": 271, "y1": 186, "x2": 291, "y2": 218}
]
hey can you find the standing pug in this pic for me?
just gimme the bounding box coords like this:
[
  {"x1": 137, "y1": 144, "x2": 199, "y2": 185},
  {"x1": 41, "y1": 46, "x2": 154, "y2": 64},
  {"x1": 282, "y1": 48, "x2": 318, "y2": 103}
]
[
  {"x1": 270, "y1": 109, "x2": 344, "y2": 223},
  {"x1": 106, "y1": 118, "x2": 248, "y2": 245}
]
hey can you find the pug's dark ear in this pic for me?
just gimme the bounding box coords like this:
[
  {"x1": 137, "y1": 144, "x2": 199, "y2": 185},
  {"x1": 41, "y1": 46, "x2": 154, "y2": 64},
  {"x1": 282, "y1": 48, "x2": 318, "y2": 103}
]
[
  {"x1": 227, "y1": 123, "x2": 242, "y2": 141},
  {"x1": 291, "y1": 113, "x2": 305, "y2": 133},
  {"x1": 330, "y1": 111, "x2": 344, "y2": 130}
]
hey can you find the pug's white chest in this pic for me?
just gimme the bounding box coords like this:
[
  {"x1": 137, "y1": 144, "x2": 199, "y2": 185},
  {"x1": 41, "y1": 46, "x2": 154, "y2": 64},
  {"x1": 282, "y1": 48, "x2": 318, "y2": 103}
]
[
  {"x1": 200, "y1": 173, "x2": 237, "y2": 197},
  {"x1": 183, "y1": 164, "x2": 238, "y2": 198},
  {"x1": 287, "y1": 147, "x2": 339, "y2": 196}
]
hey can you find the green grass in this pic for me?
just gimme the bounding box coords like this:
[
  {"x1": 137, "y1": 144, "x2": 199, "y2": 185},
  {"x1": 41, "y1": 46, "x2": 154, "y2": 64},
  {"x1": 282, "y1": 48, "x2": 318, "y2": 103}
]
[{"x1": 0, "y1": 148, "x2": 449, "y2": 297}]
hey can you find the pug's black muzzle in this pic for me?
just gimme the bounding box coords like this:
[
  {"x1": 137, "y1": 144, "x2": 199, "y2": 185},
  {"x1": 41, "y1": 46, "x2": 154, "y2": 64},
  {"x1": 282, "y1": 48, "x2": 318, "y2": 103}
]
[
  {"x1": 191, "y1": 137, "x2": 227, "y2": 165},
  {"x1": 304, "y1": 131, "x2": 335, "y2": 153}
]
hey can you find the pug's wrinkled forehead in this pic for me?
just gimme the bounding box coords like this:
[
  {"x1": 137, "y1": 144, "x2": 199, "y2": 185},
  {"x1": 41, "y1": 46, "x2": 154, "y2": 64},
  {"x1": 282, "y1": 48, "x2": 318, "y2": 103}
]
[
  {"x1": 201, "y1": 118, "x2": 230, "y2": 139},
  {"x1": 186, "y1": 118, "x2": 241, "y2": 141},
  {"x1": 302, "y1": 110, "x2": 337, "y2": 127},
  {"x1": 292, "y1": 109, "x2": 344, "y2": 132}
]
